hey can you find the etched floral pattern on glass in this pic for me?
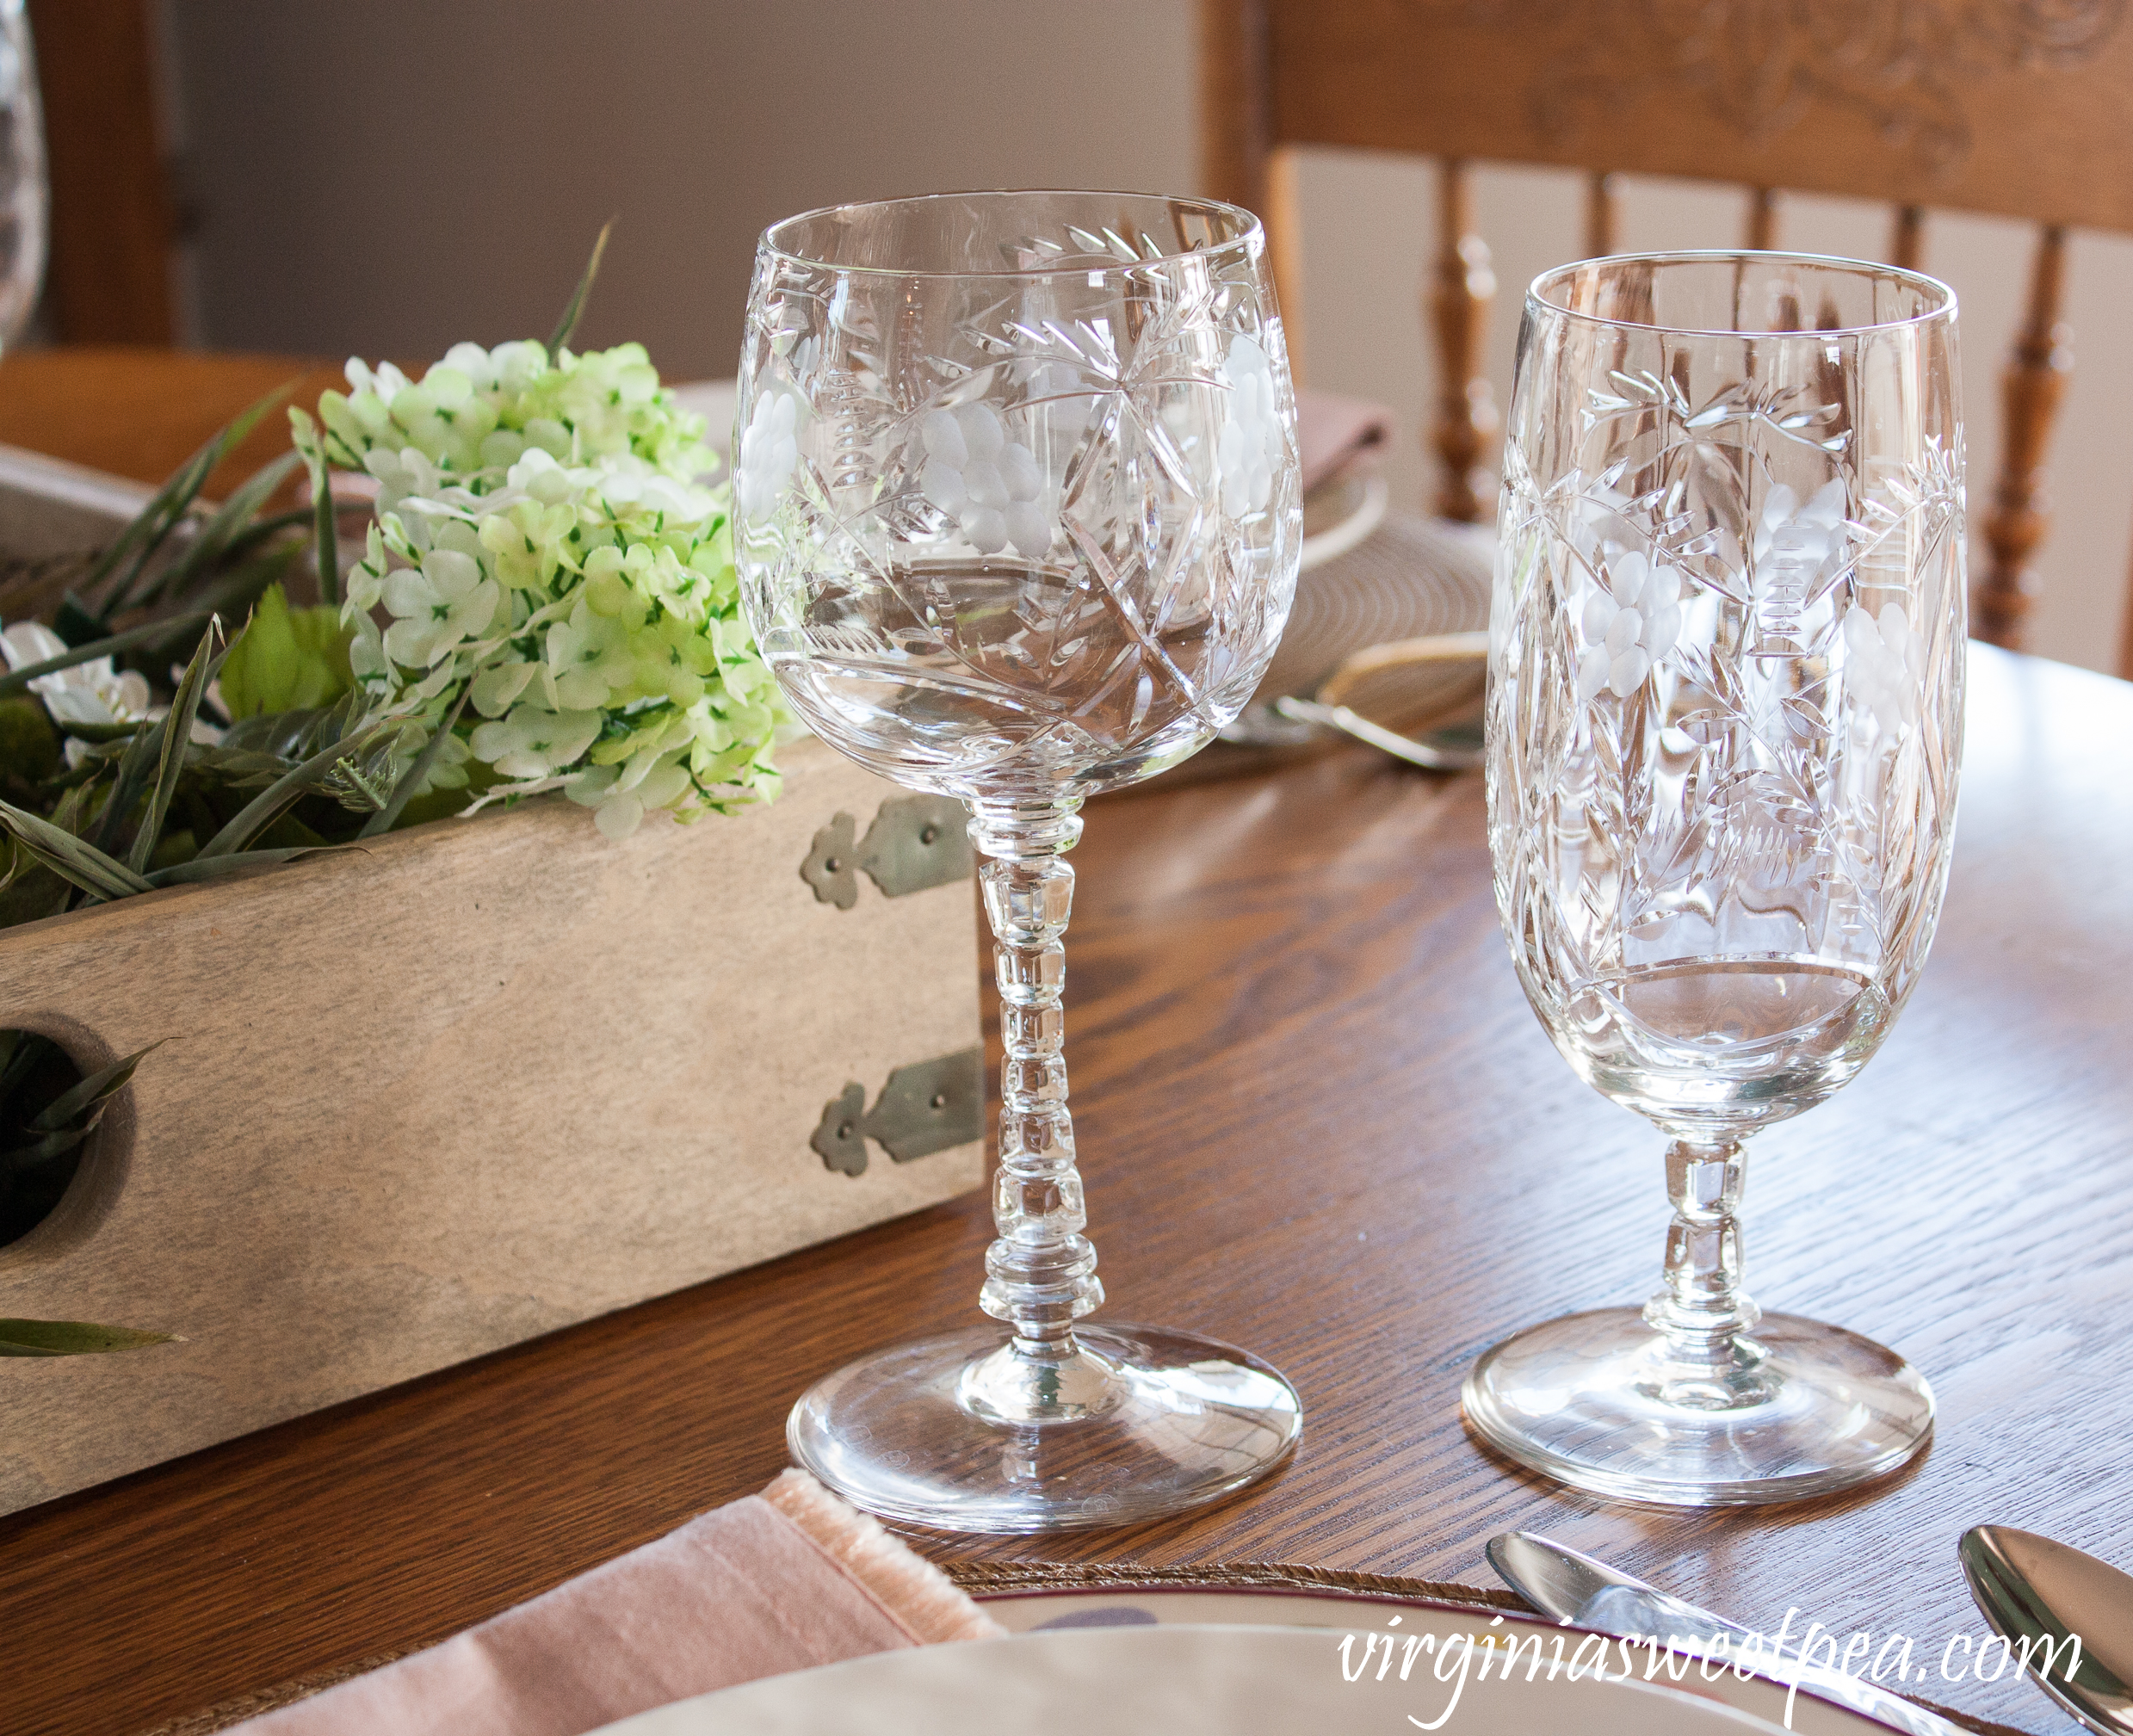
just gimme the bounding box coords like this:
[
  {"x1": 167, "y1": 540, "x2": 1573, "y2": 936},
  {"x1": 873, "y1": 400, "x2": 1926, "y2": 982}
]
[
  {"x1": 735, "y1": 213, "x2": 1298, "y2": 806},
  {"x1": 1468, "y1": 252, "x2": 1965, "y2": 1508},
  {"x1": 734, "y1": 192, "x2": 1303, "y2": 1536}
]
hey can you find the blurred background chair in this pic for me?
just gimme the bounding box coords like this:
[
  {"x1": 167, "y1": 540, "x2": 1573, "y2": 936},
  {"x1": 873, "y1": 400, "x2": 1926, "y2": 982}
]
[
  {"x1": 1199, "y1": 0, "x2": 2133, "y2": 679},
  {"x1": 25, "y1": 0, "x2": 176, "y2": 345}
]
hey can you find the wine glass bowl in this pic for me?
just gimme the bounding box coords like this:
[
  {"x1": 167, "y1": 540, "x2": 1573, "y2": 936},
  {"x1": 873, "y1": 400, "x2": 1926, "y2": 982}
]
[
  {"x1": 1467, "y1": 252, "x2": 1964, "y2": 1506},
  {"x1": 739, "y1": 193, "x2": 1299, "y2": 807},
  {"x1": 736, "y1": 191, "x2": 1303, "y2": 1533}
]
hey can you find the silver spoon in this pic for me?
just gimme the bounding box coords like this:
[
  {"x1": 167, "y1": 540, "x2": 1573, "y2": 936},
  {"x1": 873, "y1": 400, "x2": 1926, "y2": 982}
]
[{"x1": 1962, "y1": 1525, "x2": 2133, "y2": 1733}]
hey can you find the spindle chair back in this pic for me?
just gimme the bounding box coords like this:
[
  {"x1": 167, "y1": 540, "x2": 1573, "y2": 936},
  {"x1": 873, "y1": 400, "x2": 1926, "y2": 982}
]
[{"x1": 1199, "y1": 0, "x2": 2133, "y2": 675}]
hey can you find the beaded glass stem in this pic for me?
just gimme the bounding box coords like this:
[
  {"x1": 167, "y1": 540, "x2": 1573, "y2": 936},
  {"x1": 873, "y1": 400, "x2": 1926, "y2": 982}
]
[
  {"x1": 739, "y1": 191, "x2": 1304, "y2": 1533},
  {"x1": 1465, "y1": 253, "x2": 1964, "y2": 1506},
  {"x1": 973, "y1": 805, "x2": 1097, "y2": 1357}
]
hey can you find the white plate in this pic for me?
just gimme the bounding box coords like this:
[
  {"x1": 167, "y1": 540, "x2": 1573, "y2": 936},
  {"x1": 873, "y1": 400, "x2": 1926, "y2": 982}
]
[{"x1": 590, "y1": 1623, "x2": 1790, "y2": 1735}]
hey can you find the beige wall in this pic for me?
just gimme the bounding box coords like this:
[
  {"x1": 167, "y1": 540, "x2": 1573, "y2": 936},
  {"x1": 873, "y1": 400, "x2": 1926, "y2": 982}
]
[{"x1": 166, "y1": 2, "x2": 2129, "y2": 672}]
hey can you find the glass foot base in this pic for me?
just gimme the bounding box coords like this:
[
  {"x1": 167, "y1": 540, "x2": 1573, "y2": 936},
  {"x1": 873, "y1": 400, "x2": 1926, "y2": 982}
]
[
  {"x1": 788, "y1": 1323, "x2": 1302, "y2": 1534},
  {"x1": 1462, "y1": 1307, "x2": 1933, "y2": 1507}
]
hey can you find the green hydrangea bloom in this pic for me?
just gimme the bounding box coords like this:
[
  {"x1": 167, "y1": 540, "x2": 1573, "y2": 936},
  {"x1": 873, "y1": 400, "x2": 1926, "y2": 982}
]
[{"x1": 293, "y1": 340, "x2": 787, "y2": 839}]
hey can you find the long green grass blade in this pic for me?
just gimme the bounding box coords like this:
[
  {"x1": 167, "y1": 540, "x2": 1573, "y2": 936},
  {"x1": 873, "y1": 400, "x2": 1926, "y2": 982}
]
[
  {"x1": 27, "y1": 1041, "x2": 163, "y2": 1134},
  {"x1": 89, "y1": 722, "x2": 160, "y2": 857},
  {"x1": 0, "y1": 609, "x2": 217, "y2": 701},
  {"x1": 312, "y1": 454, "x2": 341, "y2": 607},
  {"x1": 0, "y1": 800, "x2": 154, "y2": 899},
  {"x1": 194, "y1": 723, "x2": 389, "y2": 859},
  {"x1": 98, "y1": 381, "x2": 299, "y2": 615},
  {"x1": 152, "y1": 450, "x2": 302, "y2": 605},
  {"x1": 359, "y1": 688, "x2": 469, "y2": 839},
  {"x1": 0, "y1": 1319, "x2": 174, "y2": 1356},
  {"x1": 547, "y1": 221, "x2": 613, "y2": 357},
  {"x1": 128, "y1": 626, "x2": 222, "y2": 874},
  {"x1": 2, "y1": 1122, "x2": 95, "y2": 1168},
  {"x1": 144, "y1": 847, "x2": 323, "y2": 887}
]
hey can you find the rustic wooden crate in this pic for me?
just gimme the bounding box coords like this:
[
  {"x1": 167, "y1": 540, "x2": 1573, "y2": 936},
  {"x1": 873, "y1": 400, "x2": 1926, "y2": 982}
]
[{"x1": 0, "y1": 736, "x2": 984, "y2": 1516}]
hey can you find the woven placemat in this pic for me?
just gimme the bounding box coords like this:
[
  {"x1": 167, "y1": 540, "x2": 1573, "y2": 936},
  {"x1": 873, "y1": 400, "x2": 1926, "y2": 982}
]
[
  {"x1": 946, "y1": 1557, "x2": 1522, "y2": 1611},
  {"x1": 1256, "y1": 510, "x2": 1493, "y2": 705},
  {"x1": 1134, "y1": 509, "x2": 1494, "y2": 791}
]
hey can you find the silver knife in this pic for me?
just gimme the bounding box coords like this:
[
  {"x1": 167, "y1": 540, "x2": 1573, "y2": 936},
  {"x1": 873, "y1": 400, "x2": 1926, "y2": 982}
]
[{"x1": 1487, "y1": 1529, "x2": 1966, "y2": 1736}]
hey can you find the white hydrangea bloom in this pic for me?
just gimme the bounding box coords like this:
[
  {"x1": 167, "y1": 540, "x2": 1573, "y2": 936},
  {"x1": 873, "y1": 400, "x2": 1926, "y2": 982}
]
[
  {"x1": 467, "y1": 703, "x2": 603, "y2": 781},
  {"x1": 319, "y1": 339, "x2": 784, "y2": 836},
  {"x1": 1577, "y1": 550, "x2": 1684, "y2": 701},
  {"x1": 918, "y1": 404, "x2": 1050, "y2": 558},
  {"x1": 380, "y1": 547, "x2": 501, "y2": 670},
  {"x1": 1843, "y1": 601, "x2": 1926, "y2": 734},
  {"x1": 1216, "y1": 337, "x2": 1283, "y2": 516}
]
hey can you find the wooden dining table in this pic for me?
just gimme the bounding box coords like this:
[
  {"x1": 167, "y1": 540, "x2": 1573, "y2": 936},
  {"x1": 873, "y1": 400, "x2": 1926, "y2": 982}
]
[{"x1": 2, "y1": 350, "x2": 2128, "y2": 1736}]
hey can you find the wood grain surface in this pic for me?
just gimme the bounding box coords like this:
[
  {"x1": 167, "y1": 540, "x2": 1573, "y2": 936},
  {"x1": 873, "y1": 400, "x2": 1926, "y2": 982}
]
[
  {"x1": 0, "y1": 644, "x2": 2123, "y2": 1735},
  {"x1": 0, "y1": 348, "x2": 340, "y2": 499},
  {"x1": 0, "y1": 736, "x2": 984, "y2": 1515}
]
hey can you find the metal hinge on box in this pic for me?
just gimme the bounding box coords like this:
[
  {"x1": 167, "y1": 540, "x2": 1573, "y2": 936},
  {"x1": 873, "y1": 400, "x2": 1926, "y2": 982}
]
[
  {"x1": 811, "y1": 1047, "x2": 983, "y2": 1176},
  {"x1": 800, "y1": 794, "x2": 973, "y2": 909}
]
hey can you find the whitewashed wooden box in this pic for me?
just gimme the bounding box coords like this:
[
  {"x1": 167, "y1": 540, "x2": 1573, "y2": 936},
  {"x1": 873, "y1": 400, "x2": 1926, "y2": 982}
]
[{"x1": 0, "y1": 446, "x2": 984, "y2": 1514}]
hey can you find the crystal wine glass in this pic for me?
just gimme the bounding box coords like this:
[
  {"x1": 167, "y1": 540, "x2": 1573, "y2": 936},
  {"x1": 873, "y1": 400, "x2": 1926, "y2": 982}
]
[
  {"x1": 734, "y1": 191, "x2": 1304, "y2": 1532},
  {"x1": 1468, "y1": 252, "x2": 1963, "y2": 1505}
]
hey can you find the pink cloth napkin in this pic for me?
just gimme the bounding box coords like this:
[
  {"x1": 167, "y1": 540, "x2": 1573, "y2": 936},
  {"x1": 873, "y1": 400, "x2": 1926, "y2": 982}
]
[
  {"x1": 1297, "y1": 386, "x2": 1395, "y2": 492},
  {"x1": 229, "y1": 1470, "x2": 1002, "y2": 1736}
]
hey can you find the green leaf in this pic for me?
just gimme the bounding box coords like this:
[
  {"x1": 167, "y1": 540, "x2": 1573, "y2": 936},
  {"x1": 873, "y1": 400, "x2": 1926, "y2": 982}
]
[
  {"x1": 219, "y1": 584, "x2": 353, "y2": 721},
  {"x1": 0, "y1": 799, "x2": 154, "y2": 899},
  {"x1": 194, "y1": 720, "x2": 391, "y2": 859},
  {"x1": 0, "y1": 1319, "x2": 174, "y2": 1357},
  {"x1": 129, "y1": 624, "x2": 223, "y2": 874},
  {"x1": 28, "y1": 1040, "x2": 163, "y2": 1133},
  {"x1": 46, "y1": 718, "x2": 139, "y2": 746},
  {"x1": 142, "y1": 847, "x2": 324, "y2": 888},
  {"x1": 2, "y1": 1121, "x2": 96, "y2": 1169},
  {"x1": 547, "y1": 221, "x2": 613, "y2": 358},
  {"x1": 360, "y1": 686, "x2": 470, "y2": 838},
  {"x1": 0, "y1": 694, "x2": 63, "y2": 782}
]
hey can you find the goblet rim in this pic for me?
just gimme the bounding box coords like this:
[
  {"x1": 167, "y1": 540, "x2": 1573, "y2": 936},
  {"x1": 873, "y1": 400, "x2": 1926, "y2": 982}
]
[
  {"x1": 1530, "y1": 248, "x2": 1957, "y2": 339},
  {"x1": 757, "y1": 187, "x2": 1264, "y2": 283}
]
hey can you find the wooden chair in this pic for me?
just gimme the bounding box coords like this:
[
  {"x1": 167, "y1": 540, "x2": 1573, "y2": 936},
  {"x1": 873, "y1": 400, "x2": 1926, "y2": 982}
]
[
  {"x1": 1199, "y1": 0, "x2": 2133, "y2": 678},
  {"x1": 23, "y1": 0, "x2": 178, "y2": 344}
]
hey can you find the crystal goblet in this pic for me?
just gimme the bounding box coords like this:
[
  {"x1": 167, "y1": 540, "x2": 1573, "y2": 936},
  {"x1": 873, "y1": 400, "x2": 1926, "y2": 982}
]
[
  {"x1": 1468, "y1": 252, "x2": 1964, "y2": 1505},
  {"x1": 735, "y1": 191, "x2": 1304, "y2": 1533}
]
